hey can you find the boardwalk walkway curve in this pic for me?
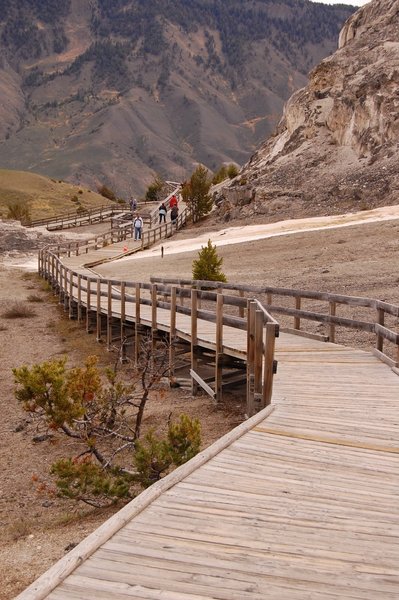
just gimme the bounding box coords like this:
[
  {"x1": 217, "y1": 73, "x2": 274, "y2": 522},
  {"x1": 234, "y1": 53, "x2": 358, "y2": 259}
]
[{"x1": 17, "y1": 221, "x2": 399, "y2": 599}]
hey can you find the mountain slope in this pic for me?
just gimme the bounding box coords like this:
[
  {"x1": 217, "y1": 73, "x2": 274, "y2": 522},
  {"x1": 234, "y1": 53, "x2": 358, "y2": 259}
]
[
  {"x1": 0, "y1": 0, "x2": 354, "y2": 196},
  {"x1": 0, "y1": 169, "x2": 112, "y2": 220},
  {"x1": 217, "y1": 0, "x2": 399, "y2": 223}
]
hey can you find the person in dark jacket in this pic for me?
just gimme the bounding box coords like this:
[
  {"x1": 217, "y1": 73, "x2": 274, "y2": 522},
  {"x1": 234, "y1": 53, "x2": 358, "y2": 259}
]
[{"x1": 159, "y1": 203, "x2": 167, "y2": 223}]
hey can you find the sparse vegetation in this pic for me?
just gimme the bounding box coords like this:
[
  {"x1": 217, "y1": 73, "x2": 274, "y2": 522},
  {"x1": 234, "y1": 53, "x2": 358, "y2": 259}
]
[
  {"x1": 192, "y1": 239, "x2": 227, "y2": 282},
  {"x1": 6, "y1": 202, "x2": 31, "y2": 224},
  {"x1": 145, "y1": 177, "x2": 166, "y2": 203},
  {"x1": 98, "y1": 184, "x2": 117, "y2": 202},
  {"x1": 212, "y1": 164, "x2": 239, "y2": 185},
  {"x1": 7, "y1": 518, "x2": 31, "y2": 542},
  {"x1": 2, "y1": 302, "x2": 36, "y2": 319},
  {"x1": 26, "y1": 294, "x2": 44, "y2": 303},
  {"x1": 13, "y1": 337, "x2": 202, "y2": 508},
  {"x1": 0, "y1": 170, "x2": 111, "y2": 221}
]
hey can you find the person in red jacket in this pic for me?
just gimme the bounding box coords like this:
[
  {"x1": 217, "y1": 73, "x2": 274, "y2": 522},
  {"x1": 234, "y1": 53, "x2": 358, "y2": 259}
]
[{"x1": 169, "y1": 194, "x2": 178, "y2": 209}]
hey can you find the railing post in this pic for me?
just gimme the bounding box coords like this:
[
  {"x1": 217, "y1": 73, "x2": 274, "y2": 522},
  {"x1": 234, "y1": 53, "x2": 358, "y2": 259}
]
[
  {"x1": 135, "y1": 283, "x2": 141, "y2": 366},
  {"x1": 151, "y1": 284, "x2": 158, "y2": 349},
  {"x1": 254, "y1": 309, "x2": 264, "y2": 413},
  {"x1": 239, "y1": 289, "x2": 245, "y2": 318},
  {"x1": 169, "y1": 286, "x2": 177, "y2": 377},
  {"x1": 68, "y1": 271, "x2": 74, "y2": 319},
  {"x1": 329, "y1": 301, "x2": 336, "y2": 343},
  {"x1": 50, "y1": 254, "x2": 55, "y2": 287},
  {"x1": 120, "y1": 281, "x2": 126, "y2": 360},
  {"x1": 263, "y1": 323, "x2": 277, "y2": 407},
  {"x1": 86, "y1": 278, "x2": 91, "y2": 333},
  {"x1": 191, "y1": 289, "x2": 198, "y2": 395},
  {"x1": 180, "y1": 284, "x2": 185, "y2": 307},
  {"x1": 215, "y1": 293, "x2": 224, "y2": 402},
  {"x1": 54, "y1": 258, "x2": 59, "y2": 295},
  {"x1": 58, "y1": 263, "x2": 63, "y2": 302},
  {"x1": 376, "y1": 307, "x2": 384, "y2": 353},
  {"x1": 294, "y1": 296, "x2": 301, "y2": 330},
  {"x1": 246, "y1": 300, "x2": 256, "y2": 417},
  {"x1": 96, "y1": 278, "x2": 102, "y2": 342},
  {"x1": 63, "y1": 267, "x2": 68, "y2": 310},
  {"x1": 106, "y1": 280, "x2": 112, "y2": 350},
  {"x1": 77, "y1": 274, "x2": 82, "y2": 322}
]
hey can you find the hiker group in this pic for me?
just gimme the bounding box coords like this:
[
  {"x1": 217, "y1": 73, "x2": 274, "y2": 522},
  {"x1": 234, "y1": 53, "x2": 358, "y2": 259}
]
[
  {"x1": 130, "y1": 193, "x2": 180, "y2": 241},
  {"x1": 159, "y1": 194, "x2": 179, "y2": 225}
]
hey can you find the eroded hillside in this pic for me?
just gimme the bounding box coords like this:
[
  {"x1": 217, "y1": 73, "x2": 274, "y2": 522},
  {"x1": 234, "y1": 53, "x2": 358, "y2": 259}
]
[
  {"x1": 217, "y1": 0, "x2": 399, "y2": 223},
  {"x1": 0, "y1": 0, "x2": 354, "y2": 196}
]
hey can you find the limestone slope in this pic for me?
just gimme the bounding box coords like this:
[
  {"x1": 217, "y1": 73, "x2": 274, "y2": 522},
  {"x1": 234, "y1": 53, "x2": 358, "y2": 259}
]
[{"x1": 219, "y1": 0, "x2": 399, "y2": 222}]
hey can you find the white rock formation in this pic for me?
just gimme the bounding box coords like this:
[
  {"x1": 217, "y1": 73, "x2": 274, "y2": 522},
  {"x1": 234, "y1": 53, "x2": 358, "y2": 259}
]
[{"x1": 219, "y1": 0, "x2": 399, "y2": 222}]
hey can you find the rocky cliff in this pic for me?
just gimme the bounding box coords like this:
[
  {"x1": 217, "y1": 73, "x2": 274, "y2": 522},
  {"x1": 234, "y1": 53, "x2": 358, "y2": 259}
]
[{"x1": 218, "y1": 0, "x2": 399, "y2": 222}]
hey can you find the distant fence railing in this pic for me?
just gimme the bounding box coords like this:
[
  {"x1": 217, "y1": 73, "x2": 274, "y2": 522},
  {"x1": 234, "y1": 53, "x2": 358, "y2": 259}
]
[
  {"x1": 151, "y1": 277, "x2": 399, "y2": 370},
  {"x1": 27, "y1": 204, "x2": 126, "y2": 229}
]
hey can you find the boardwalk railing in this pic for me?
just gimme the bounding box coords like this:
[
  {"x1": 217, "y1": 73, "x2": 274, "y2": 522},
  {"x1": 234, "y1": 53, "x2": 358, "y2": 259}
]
[
  {"x1": 45, "y1": 206, "x2": 190, "y2": 260},
  {"x1": 28, "y1": 204, "x2": 127, "y2": 229},
  {"x1": 39, "y1": 249, "x2": 279, "y2": 415},
  {"x1": 151, "y1": 277, "x2": 399, "y2": 370},
  {"x1": 111, "y1": 185, "x2": 183, "y2": 231}
]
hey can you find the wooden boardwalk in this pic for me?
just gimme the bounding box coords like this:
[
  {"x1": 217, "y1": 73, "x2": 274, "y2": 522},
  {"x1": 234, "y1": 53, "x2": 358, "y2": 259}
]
[{"x1": 18, "y1": 330, "x2": 399, "y2": 598}]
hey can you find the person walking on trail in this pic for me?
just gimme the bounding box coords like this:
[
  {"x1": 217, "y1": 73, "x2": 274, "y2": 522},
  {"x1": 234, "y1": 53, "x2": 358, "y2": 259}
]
[
  {"x1": 169, "y1": 194, "x2": 178, "y2": 209},
  {"x1": 130, "y1": 198, "x2": 137, "y2": 212},
  {"x1": 133, "y1": 214, "x2": 143, "y2": 240},
  {"x1": 159, "y1": 202, "x2": 167, "y2": 224},
  {"x1": 171, "y1": 204, "x2": 179, "y2": 226}
]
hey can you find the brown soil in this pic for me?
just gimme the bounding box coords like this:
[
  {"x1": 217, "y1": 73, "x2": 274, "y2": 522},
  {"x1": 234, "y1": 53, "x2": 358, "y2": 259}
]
[{"x1": 1, "y1": 214, "x2": 398, "y2": 598}]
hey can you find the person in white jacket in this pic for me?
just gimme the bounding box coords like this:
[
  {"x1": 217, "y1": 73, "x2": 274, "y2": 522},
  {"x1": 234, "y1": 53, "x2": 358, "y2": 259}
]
[{"x1": 133, "y1": 214, "x2": 143, "y2": 240}]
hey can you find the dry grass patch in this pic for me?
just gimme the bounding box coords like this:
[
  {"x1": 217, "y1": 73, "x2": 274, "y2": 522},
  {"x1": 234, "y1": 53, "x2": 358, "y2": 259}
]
[
  {"x1": 7, "y1": 518, "x2": 32, "y2": 542},
  {"x1": 27, "y1": 293, "x2": 44, "y2": 303},
  {"x1": 2, "y1": 302, "x2": 37, "y2": 319}
]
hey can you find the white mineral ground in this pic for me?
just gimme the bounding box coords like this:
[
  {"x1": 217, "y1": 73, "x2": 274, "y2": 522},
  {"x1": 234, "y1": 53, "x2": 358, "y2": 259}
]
[{"x1": 2, "y1": 203, "x2": 399, "y2": 274}]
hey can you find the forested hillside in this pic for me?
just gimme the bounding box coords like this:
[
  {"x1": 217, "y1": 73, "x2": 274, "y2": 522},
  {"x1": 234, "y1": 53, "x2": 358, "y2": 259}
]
[{"x1": 0, "y1": 0, "x2": 355, "y2": 195}]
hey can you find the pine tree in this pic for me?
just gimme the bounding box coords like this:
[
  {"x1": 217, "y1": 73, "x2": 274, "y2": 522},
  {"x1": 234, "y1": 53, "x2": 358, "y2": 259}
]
[
  {"x1": 192, "y1": 239, "x2": 227, "y2": 282},
  {"x1": 182, "y1": 165, "x2": 212, "y2": 222}
]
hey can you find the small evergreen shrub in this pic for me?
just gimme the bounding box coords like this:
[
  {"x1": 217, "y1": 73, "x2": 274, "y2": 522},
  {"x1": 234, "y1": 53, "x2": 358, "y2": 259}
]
[{"x1": 192, "y1": 239, "x2": 227, "y2": 282}]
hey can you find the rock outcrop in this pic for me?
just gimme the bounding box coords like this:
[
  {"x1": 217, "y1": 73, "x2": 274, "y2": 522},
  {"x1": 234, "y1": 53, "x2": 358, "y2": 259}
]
[{"x1": 218, "y1": 0, "x2": 399, "y2": 222}]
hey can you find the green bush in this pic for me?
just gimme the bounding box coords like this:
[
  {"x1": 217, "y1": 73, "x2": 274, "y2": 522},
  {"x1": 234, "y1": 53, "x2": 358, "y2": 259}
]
[
  {"x1": 212, "y1": 165, "x2": 228, "y2": 185},
  {"x1": 145, "y1": 177, "x2": 165, "y2": 202},
  {"x1": 134, "y1": 415, "x2": 201, "y2": 488},
  {"x1": 98, "y1": 184, "x2": 117, "y2": 202},
  {"x1": 192, "y1": 239, "x2": 227, "y2": 282},
  {"x1": 227, "y1": 164, "x2": 239, "y2": 179},
  {"x1": 6, "y1": 203, "x2": 31, "y2": 224},
  {"x1": 212, "y1": 164, "x2": 239, "y2": 185}
]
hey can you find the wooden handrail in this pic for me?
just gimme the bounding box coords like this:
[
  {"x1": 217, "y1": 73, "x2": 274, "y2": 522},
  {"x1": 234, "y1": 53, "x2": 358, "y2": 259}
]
[
  {"x1": 39, "y1": 249, "x2": 280, "y2": 414},
  {"x1": 150, "y1": 276, "x2": 399, "y2": 367},
  {"x1": 28, "y1": 204, "x2": 126, "y2": 228}
]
